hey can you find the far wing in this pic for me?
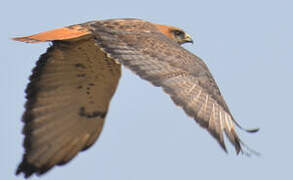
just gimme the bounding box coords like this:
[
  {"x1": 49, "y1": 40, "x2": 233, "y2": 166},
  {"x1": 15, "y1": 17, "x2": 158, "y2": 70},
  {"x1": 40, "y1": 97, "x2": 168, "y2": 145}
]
[
  {"x1": 91, "y1": 24, "x2": 256, "y2": 154},
  {"x1": 15, "y1": 37, "x2": 121, "y2": 177}
]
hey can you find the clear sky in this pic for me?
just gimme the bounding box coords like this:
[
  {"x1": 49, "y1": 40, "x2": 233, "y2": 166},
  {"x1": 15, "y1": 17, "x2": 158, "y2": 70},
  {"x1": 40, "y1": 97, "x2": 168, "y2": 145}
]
[{"x1": 1, "y1": 0, "x2": 292, "y2": 179}]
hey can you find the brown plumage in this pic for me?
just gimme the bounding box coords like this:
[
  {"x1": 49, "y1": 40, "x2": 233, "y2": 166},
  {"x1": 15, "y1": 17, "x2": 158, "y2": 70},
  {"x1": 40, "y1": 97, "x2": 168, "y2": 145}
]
[{"x1": 13, "y1": 18, "x2": 258, "y2": 177}]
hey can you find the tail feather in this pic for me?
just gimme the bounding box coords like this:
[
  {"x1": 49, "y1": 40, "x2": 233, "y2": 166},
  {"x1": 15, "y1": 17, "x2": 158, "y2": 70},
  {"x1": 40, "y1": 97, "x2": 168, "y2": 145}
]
[{"x1": 12, "y1": 25, "x2": 91, "y2": 43}]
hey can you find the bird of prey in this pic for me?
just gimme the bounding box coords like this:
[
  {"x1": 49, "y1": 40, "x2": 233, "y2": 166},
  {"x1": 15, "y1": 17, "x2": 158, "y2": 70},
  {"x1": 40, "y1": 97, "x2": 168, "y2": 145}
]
[{"x1": 13, "y1": 18, "x2": 258, "y2": 177}]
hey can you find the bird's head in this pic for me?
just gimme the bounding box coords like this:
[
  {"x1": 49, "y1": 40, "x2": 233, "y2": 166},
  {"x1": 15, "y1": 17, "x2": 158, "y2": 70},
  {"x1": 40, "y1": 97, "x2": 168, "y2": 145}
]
[{"x1": 155, "y1": 24, "x2": 193, "y2": 45}]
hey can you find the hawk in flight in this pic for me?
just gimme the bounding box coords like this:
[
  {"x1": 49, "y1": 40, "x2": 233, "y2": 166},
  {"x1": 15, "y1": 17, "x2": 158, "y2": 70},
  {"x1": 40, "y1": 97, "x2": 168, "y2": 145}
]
[{"x1": 13, "y1": 18, "x2": 258, "y2": 177}]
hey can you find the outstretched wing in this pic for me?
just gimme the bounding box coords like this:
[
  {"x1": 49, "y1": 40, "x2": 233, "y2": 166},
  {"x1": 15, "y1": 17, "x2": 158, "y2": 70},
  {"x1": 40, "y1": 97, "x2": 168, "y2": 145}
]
[
  {"x1": 90, "y1": 22, "x2": 251, "y2": 154},
  {"x1": 16, "y1": 36, "x2": 121, "y2": 177}
]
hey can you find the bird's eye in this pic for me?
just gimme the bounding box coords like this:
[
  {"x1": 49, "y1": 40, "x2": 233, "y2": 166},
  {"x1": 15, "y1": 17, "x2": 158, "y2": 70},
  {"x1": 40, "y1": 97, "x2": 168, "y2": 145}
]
[{"x1": 173, "y1": 30, "x2": 185, "y2": 38}]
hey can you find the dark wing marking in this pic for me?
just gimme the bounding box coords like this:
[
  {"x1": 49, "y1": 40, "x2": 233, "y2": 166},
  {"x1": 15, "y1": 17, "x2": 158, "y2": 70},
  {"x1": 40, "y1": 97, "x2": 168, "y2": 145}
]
[
  {"x1": 16, "y1": 37, "x2": 121, "y2": 177},
  {"x1": 90, "y1": 22, "x2": 252, "y2": 154}
]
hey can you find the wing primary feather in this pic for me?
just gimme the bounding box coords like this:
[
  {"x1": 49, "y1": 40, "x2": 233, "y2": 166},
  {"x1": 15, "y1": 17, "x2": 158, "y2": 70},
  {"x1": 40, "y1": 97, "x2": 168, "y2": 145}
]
[
  {"x1": 231, "y1": 118, "x2": 260, "y2": 133},
  {"x1": 239, "y1": 139, "x2": 261, "y2": 157},
  {"x1": 230, "y1": 129, "x2": 241, "y2": 154}
]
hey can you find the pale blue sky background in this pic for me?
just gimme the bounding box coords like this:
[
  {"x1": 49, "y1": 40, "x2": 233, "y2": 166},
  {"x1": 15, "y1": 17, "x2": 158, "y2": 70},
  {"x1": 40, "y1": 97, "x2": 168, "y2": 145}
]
[{"x1": 1, "y1": 0, "x2": 292, "y2": 179}]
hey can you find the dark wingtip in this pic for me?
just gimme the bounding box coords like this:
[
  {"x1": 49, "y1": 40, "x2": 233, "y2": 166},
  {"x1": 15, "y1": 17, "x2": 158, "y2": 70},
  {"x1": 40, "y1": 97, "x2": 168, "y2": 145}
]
[
  {"x1": 220, "y1": 143, "x2": 228, "y2": 154},
  {"x1": 245, "y1": 128, "x2": 260, "y2": 133},
  {"x1": 16, "y1": 159, "x2": 51, "y2": 178},
  {"x1": 16, "y1": 159, "x2": 37, "y2": 178},
  {"x1": 232, "y1": 132, "x2": 241, "y2": 155},
  {"x1": 235, "y1": 145, "x2": 241, "y2": 155},
  {"x1": 231, "y1": 118, "x2": 260, "y2": 133}
]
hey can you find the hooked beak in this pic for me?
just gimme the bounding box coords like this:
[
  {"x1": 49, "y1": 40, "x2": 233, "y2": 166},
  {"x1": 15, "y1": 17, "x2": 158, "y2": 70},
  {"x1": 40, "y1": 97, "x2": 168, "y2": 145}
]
[{"x1": 184, "y1": 33, "x2": 194, "y2": 44}]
